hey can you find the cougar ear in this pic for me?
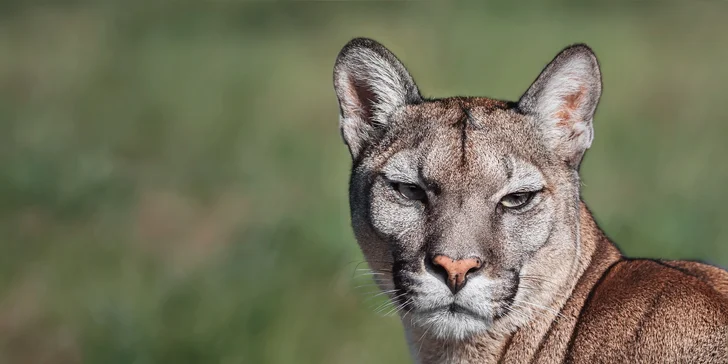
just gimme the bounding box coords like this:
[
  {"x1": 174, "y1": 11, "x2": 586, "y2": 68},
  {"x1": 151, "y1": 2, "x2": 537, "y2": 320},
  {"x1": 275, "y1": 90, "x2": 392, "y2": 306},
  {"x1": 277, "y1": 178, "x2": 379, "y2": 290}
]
[
  {"x1": 518, "y1": 44, "x2": 602, "y2": 168},
  {"x1": 333, "y1": 38, "x2": 422, "y2": 159}
]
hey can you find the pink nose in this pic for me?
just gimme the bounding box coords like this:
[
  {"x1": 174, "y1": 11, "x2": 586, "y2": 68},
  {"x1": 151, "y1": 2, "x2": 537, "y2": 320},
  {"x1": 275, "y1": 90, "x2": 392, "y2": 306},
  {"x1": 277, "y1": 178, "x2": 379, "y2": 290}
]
[{"x1": 431, "y1": 255, "x2": 483, "y2": 293}]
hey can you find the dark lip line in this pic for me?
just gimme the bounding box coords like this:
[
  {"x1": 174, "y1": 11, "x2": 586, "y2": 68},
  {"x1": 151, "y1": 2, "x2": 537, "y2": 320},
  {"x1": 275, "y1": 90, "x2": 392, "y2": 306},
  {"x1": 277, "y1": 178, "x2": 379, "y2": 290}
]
[{"x1": 418, "y1": 303, "x2": 490, "y2": 321}]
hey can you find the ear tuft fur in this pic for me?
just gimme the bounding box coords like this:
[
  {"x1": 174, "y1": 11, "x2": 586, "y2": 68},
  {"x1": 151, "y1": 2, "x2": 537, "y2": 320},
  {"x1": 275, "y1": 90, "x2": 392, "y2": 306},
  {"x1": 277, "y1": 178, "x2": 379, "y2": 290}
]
[
  {"x1": 518, "y1": 44, "x2": 603, "y2": 167},
  {"x1": 333, "y1": 38, "x2": 422, "y2": 158}
]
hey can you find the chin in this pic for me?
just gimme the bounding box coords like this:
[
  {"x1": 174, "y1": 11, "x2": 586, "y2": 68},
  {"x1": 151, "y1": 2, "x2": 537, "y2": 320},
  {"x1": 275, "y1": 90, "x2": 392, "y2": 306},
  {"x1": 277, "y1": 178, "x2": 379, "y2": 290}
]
[{"x1": 410, "y1": 306, "x2": 493, "y2": 341}]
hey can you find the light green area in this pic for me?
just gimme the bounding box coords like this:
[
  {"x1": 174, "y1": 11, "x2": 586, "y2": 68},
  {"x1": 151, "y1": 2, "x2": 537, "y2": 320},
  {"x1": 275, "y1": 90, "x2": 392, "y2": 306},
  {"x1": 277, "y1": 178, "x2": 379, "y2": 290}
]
[{"x1": 1, "y1": 2, "x2": 727, "y2": 363}]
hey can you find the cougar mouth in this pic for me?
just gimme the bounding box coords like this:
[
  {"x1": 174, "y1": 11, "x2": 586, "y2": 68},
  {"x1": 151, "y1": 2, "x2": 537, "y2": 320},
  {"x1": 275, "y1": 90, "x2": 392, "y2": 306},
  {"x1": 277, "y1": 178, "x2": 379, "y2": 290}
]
[
  {"x1": 389, "y1": 264, "x2": 525, "y2": 340},
  {"x1": 420, "y1": 303, "x2": 490, "y2": 320}
]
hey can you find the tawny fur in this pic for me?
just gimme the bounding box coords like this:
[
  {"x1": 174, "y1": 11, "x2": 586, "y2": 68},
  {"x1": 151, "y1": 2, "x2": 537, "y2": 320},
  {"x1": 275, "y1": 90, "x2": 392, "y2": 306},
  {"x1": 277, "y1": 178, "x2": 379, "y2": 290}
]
[{"x1": 333, "y1": 38, "x2": 728, "y2": 363}]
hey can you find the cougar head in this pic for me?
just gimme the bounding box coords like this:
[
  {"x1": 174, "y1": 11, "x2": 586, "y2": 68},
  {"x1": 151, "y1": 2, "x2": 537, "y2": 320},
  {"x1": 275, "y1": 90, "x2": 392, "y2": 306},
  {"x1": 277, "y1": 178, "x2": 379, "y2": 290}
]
[{"x1": 333, "y1": 38, "x2": 602, "y2": 340}]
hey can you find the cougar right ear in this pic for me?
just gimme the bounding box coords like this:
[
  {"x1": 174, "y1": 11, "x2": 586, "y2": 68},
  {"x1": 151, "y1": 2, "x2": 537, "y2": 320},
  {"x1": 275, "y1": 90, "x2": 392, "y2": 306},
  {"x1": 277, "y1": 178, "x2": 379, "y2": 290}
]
[
  {"x1": 333, "y1": 38, "x2": 422, "y2": 159},
  {"x1": 518, "y1": 44, "x2": 603, "y2": 168}
]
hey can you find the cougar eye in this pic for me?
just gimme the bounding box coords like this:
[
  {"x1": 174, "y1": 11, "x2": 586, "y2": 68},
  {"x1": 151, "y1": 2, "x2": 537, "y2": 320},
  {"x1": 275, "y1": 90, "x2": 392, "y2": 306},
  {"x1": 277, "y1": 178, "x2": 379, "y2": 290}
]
[
  {"x1": 500, "y1": 191, "x2": 535, "y2": 209},
  {"x1": 394, "y1": 183, "x2": 426, "y2": 201}
]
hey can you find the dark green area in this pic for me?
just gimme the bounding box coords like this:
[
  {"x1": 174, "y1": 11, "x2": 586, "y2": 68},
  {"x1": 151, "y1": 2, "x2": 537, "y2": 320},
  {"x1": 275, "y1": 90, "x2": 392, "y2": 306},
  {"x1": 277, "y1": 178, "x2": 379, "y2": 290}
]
[{"x1": 1, "y1": 2, "x2": 727, "y2": 363}]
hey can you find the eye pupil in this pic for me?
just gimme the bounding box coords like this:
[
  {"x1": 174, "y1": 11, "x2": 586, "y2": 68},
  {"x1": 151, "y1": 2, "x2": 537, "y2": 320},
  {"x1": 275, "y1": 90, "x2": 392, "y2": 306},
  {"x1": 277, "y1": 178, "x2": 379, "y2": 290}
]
[
  {"x1": 500, "y1": 192, "x2": 535, "y2": 209},
  {"x1": 396, "y1": 183, "x2": 426, "y2": 201}
]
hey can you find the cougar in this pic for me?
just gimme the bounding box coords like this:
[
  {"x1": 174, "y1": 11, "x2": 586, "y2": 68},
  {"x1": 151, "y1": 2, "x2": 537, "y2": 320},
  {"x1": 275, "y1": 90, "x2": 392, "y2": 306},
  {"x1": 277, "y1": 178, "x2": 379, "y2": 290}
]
[{"x1": 332, "y1": 38, "x2": 728, "y2": 363}]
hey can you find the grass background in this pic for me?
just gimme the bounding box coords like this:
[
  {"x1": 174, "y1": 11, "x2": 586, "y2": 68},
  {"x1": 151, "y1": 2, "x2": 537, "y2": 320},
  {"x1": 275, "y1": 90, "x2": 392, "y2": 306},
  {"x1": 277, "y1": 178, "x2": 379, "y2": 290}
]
[{"x1": 1, "y1": 1, "x2": 728, "y2": 363}]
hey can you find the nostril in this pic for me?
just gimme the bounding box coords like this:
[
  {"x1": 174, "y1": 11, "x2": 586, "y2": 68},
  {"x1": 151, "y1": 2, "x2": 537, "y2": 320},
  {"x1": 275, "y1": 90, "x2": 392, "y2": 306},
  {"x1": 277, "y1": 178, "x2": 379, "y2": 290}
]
[
  {"x1": 466, "y1": 258, "x2": 483, "y2": 276},
  {"x1": 428, "y1": 255, "x2": 454, "y2": 289},
  {"x1": 427, "y1": 255, "x2": 449, "y2": 278},
  {"x1": 430, "y1": 255, "x2": 454, "y2": 274}
]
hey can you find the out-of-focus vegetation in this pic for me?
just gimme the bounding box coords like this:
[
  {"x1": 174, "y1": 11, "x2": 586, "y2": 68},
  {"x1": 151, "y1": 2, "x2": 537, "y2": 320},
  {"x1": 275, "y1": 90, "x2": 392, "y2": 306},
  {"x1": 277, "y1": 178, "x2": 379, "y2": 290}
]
[{"x1": 1, "y1": 1, "x2": 727, "y2": 363}]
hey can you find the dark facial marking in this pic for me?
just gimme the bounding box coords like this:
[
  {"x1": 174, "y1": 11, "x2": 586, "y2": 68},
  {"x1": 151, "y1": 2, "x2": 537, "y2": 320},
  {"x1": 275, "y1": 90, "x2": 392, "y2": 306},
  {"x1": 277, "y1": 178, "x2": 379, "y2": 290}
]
[
  {"x1": 501, "y1": 155, "x2": 513, "y2": 180},
  {"x1": 458, "y1": 111, "x2": 469, "y2": 167}
]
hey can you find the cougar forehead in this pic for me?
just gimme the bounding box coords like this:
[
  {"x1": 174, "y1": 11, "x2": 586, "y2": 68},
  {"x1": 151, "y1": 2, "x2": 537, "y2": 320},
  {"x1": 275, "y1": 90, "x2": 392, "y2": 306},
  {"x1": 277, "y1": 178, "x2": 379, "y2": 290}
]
[{"x1": 366, "y1": 97, "x2": 554, "y2": 180}]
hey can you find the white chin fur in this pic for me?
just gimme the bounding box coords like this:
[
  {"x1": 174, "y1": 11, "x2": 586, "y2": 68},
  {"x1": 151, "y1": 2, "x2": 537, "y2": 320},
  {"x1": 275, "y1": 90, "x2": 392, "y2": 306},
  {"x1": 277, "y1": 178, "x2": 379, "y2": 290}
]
[
  {"x1": 405, "y1": 274, "x2": 496, "y2": 341},
  {"x1": 410, "y1": 309, "x2": 492, "y2": 341}
]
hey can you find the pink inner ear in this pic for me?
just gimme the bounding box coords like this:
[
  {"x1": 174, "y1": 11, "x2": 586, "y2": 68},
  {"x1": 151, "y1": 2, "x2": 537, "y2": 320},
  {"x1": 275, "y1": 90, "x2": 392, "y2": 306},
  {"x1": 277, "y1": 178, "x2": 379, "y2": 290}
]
[
  {"x1": 346, "y1": 75, "x2": 377, "y2": 123},
  {"x1": 555, "y1": 86, "x2": 586, "y2": 126}
]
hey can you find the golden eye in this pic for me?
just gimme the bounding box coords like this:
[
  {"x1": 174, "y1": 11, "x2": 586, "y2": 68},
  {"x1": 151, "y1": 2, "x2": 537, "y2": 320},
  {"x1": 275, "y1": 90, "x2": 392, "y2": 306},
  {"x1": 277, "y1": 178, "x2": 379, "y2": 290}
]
[
  {"x1": 395, "y1": 183, "x2": 427, "y2": 201},
  {"x1": 500, "y1": 192, "x2": 535, "y2": 209}
]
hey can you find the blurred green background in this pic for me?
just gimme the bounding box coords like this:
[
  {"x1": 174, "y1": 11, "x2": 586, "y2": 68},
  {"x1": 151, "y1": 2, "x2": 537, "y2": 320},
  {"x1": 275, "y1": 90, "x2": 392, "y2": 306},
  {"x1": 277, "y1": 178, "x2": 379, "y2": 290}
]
[{"x1": 1, "y1": 1, "x2": 728, "y2": 363}]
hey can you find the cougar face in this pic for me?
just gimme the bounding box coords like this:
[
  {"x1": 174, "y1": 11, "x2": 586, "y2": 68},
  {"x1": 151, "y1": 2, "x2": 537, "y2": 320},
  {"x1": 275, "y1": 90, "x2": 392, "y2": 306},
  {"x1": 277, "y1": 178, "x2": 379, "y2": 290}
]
[{"x1": 334, "y1": 38, "x2": 601, "y2": 340}]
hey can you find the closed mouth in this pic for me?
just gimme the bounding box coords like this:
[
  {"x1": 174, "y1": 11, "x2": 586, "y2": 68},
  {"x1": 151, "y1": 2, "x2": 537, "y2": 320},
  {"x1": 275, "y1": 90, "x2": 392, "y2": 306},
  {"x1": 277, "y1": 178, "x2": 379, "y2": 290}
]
[{"x1": 420, "y1": 303, "x2": 488, "y2": 320}]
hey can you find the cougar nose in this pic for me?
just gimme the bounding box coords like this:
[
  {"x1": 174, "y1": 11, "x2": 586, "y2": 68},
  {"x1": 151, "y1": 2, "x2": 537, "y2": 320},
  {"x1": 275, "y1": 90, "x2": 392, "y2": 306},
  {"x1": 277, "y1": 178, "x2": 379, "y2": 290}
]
[{"x1": 431, "y1": 255, "x2": 483, "y2": 294}]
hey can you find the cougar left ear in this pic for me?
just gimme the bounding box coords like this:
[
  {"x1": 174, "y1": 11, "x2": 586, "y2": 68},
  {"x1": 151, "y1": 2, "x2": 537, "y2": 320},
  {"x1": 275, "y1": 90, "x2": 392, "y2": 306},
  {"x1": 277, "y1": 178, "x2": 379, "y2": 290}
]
[
  {"x1": 333, "y1": 38, "x2": 422, "y2": 159},
  {"x1": 518, "y1": 44, "x2": 602, "y2": 168}
]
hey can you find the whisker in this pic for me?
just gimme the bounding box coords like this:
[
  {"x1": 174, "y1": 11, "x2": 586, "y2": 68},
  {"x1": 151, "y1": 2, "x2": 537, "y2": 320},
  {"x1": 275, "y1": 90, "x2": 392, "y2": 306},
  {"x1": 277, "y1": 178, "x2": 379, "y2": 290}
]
[
  {"x1": 355, "y1": 288, "x2": 395, "y2": 294},
  {"x1": 352, "y1": 282, "x2": 393, "y2": 290},
  {"x1": 373, "y1": 292, "x2": 408, "y2": 315},
  {"x1": 382, "y1": 303, "x2": 402, "y2": 317},
  {"x1": 370, "y1": 300, "x2": 394, "y2": 315},
  {"x1": 384, "y1": 298, "x2": 412, "y2": 317},
  {"x1": 353, "y1": 270, "x2": 391, "y2": 275},
  {"x1": 353, "y1": 283, "x2": 380, "y2": 289},
  {"x1": 351, "y1": 273, "x2": 389, "y2": 281},
  {"x1": 518, "y1": 283, "x2": 569, "y2": 298},
  {"x1": 417, "y1": 321, "x2": 433, "y2": 359},
  {"x1": 501, "y1": 303, "x2": 532, "y2": 324},
  {"x1": 513, "y1": 299, "x2": 566, "y2": 319},
  {"x1": 355, "y1": 276, "x2": 392, "y2": 283},
  {"x1": 510, "y1": 302, "x2": 550, "y2": 323},
  {"x1": 354, "y1": 267, "x2": 391, "y2": 272},
  {"x1": 356, "y1": 289, "x2": 392, "y2": 298},
  {"x1": 344, "y1": 261, "x2": 393, "y2": 277},
  {"x1": 400, "y1": 301, "x2": 414, "y2": 321},
  {"x1": 519, "y1": 275, "x2": 563, "y2": 287},
  {"x1": 362, "y1": 289, "x2": 400, "y2": 302}
]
